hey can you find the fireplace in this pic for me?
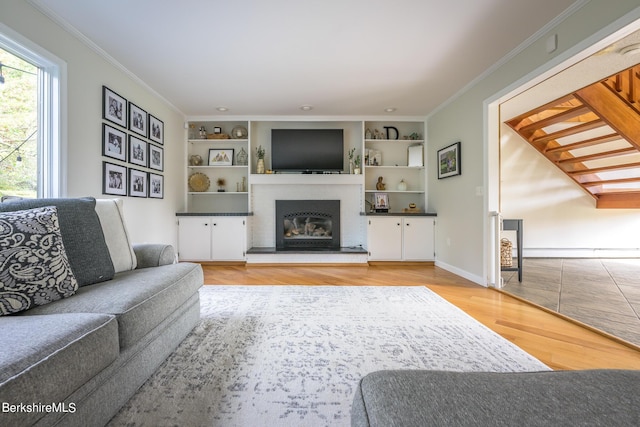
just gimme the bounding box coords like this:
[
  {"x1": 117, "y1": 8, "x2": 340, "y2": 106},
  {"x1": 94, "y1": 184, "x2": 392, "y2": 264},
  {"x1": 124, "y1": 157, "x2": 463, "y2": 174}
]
[{"x1": 275, "y1": 200, "x2": 340, "y2": 250}]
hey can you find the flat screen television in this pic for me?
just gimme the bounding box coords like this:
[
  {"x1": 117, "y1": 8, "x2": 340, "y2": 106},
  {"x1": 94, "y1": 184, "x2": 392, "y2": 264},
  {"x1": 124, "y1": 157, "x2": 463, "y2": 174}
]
[{"x1": 271, "y1": 129, "x2": 344, "y2": 172}]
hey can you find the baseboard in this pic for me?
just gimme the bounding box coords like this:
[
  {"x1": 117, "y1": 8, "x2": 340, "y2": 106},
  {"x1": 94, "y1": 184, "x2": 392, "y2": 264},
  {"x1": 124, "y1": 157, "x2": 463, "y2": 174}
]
[
  {"x1": 435, "y1": 260, "x2": 485, "y2": 287},
  {"x1": 521, "y1": 248, "x2": 640, "y2": 258}
]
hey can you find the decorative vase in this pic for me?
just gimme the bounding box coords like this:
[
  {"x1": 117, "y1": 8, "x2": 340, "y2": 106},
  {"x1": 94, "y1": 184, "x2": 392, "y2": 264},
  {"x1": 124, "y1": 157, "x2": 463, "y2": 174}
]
[
  {"x1": 257, "y1": 158, "x2": 265, "y2": 174},
  {"x1": 354, "y1": 167, "x2": 361, "y2": 175},
  {"x1": 398, "y1": 179, "x2": 407, "y2": 191},
  {"x1": 349, "y1": 160, "x2": 354, "y2": 174}
]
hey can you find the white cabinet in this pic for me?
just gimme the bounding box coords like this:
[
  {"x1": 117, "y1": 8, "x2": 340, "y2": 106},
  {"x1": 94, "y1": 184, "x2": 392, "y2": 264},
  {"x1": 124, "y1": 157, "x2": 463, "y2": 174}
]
[
  {"x1": 367, "y1": 216, "x2": 434, "y2": 261},
  {"x1": 178, "y1": 216, "x2": 246, "y2": 261}
]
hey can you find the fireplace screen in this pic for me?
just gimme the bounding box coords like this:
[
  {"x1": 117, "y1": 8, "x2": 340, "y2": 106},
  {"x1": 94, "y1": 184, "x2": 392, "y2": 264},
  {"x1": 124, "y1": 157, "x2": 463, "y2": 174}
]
[
  {"x1": 275, "y1": 200, "x2": 340, "y2": 250},
  {"x1": 284, "y1": 216, "x2": 332, "y2": 241}
]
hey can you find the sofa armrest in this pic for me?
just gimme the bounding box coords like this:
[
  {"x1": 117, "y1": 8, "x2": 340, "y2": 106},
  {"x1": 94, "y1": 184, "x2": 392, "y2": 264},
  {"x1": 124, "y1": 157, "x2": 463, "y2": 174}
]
[{"x1": 133, "y1": 244, "x2": 176, "y2": 269}]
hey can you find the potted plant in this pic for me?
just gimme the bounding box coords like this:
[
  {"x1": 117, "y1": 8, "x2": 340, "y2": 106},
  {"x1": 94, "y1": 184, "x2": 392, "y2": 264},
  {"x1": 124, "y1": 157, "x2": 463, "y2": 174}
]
[
  {"x1": 348, "y1": 148, "x2": 356, "y2": 174},
  {"x1": 354, "y1": 154, "x2": 361, "y2": 174},
  {"x1": 256, "y1": 145, "x2": 266, "y2": 174}
]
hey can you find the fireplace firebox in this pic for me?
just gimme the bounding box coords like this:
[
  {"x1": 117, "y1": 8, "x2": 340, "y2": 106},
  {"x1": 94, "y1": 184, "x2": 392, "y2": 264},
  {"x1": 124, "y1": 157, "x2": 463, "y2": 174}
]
[{"x1": 275, "y1": 200, "x2": 340, "y2": 250}]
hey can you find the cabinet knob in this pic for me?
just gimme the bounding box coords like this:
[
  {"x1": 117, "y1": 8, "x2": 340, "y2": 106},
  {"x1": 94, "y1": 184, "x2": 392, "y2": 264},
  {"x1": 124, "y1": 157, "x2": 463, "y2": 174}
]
[
  {"x1": 406, "y1": 223, "x2": 410, "y2": 226},
  {"x1": 397, "y1": 223, "x2": 401, "y2": 226}
]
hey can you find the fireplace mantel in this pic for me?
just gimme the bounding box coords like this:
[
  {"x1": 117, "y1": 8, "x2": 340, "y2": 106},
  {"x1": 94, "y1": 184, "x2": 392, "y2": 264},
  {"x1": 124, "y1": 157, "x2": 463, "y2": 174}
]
[{"x1": 250, "y1": 174, "x2": 363, "y2": 185}]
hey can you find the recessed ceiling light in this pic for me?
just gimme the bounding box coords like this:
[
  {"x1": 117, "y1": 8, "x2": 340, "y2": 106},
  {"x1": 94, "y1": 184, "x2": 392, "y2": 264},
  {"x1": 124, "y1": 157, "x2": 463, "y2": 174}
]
[
  {"x1": 619, "y1": 43, "x2": 640, "y2": 56},
  {"x1": 300, "y1": 105, "x2": 313, "y2": 111},
  {"x1": 384, "y1": 107, "x2": 397, "y2": 113},
  {"x1": 216, "y1": 107, "x2": 229, "y2": 112}
]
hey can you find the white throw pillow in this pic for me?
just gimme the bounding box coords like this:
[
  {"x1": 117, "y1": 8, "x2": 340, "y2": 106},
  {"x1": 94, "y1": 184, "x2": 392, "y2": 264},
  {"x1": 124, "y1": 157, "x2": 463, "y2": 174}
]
[{"x1": 94, "y1": 198, "x2": 137, "y2": 272}]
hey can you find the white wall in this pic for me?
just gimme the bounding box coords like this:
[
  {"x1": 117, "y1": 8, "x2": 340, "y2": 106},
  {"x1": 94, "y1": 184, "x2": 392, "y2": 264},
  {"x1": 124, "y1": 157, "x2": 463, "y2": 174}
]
[
  {"x1": 1, "y1": 0, "x2": 186, "y2": 246},
  {"x1": 427, "y1": 1, "x2": 640, "y2": 284},
  {"x1": 501, "y1": 125, "x2": 640, "y2": 257}
]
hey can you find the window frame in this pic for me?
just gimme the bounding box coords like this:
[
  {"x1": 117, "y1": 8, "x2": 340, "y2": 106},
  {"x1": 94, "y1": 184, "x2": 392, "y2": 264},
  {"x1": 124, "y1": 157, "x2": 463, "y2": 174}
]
[{"x1": 0, "y1": 23, "x2": 67, "y2": 197}]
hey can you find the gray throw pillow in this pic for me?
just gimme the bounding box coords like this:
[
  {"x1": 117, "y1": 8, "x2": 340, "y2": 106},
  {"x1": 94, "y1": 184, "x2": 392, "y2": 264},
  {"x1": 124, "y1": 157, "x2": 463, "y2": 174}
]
[
  {"x1": 0, "y1": 206, "x2": 79, "y2": 315},
  {"x1": 0, "y1": 197, "x2": 115, "y2": 286}
]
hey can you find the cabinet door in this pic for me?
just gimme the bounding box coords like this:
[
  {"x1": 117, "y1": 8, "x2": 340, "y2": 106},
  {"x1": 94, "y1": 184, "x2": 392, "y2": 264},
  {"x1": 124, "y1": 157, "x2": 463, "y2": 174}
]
[
  {"x1": 178, "y1": 217, "x2": 211, "y2": 261},
  {"x1": 403, "y1": 217, "x2": 435, "y2": 261},
  {"x1": 211, "y1": 217, "x2": 246, "y2": 261},
  {"x1": 367, "y1": 217, "x2": 402, "y2": 260}
]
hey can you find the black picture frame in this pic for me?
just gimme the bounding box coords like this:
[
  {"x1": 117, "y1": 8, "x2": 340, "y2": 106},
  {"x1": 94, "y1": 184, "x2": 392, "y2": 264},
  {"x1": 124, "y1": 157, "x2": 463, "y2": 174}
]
[
  {"x1": 149, "y1": 144, "x2": 164, "y2": 171},
  {"x1": 102, "y1": 86, "x2": 127, "y2": 128},
  {"x1": 103, "y1": 162, "x2": 127, "y2": 196},
  {"x1": 149, "y1": 114, "x2": 164, "y2": 145},
  {"x1": 128, "y1": 135, "x2": 148, "y2": 168},
  {"x1": 129, "y1": 168, "x2": 147, "y2": 198},
  {"x1": 102, "y1": 123, "x2": 126, "y2": 162},
  {"x1": 208, "y1": 148, "x2": 234, "y2": 166},
  {"x1": 149, "y1": 173, "x2": 164, "y2": 199},
  {"x1": 437, "y1": 141, "x2": 461, "y2": 179},
  {"x1": 129, "y1": 102, "x2": 148, "y2": 137}
]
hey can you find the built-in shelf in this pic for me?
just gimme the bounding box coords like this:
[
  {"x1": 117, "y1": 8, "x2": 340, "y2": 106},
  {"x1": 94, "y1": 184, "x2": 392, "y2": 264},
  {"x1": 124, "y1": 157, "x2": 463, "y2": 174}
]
[
  {"x1": 365, "y1": 166, "x2": 425, "y2": 170},
  {"x1": 188, "y1": 139, "x2": 249, "y2": 144},
  {"x1": 188, "y1": 165, "x2": 247, "y2": 169},
  {"x1": 365, "y1": 190, "x2": 424, "y2": 194},
  {"x1": 365, "y1": 139, "x2": 424, "y2": 143},
  {"x1": 188, "y1": 191, "x2": 249, "y2": 195}
]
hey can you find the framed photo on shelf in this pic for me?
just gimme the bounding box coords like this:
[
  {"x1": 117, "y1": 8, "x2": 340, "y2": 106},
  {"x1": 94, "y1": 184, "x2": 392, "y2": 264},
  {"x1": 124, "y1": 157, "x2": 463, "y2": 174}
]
[
  {"x1": 374, "y1": 192, "x2": 389, "y2": 212},
  {"x1": 102, "y1": 162, "x2": 127, "y2": 196},
  {"x1": 102, "y1": 86, "x2": 127, "y2": 128},
  {"x1": 148, "y1": 173, "x2": 164, "y2": 199},
  {"x1": 368, "y1": 150, "x2": 382, "y2": 166},
  {"x1": 128, "y1": 135, "x2": 148, "y2": 168},
  {"x1": 208, "y1": 148, "x2": 234, "y2": 166},
  {"x1": 437, "y1": 141, "x2": 461, "y2": 179},
  {"x1": 129, "y1": 168, "x2": 147, "y2": 198},
  {"x1": 149, "y1": 114, "x2": 164, "y2": 145},
  {"x1": 149, "y1": 144, "x2": 164, "y2": 171},
  {"x1": 102, "y1": 123, "x2": 126, "y2": 161},
  {"x1": 129, "y1": 102, "x2": 148, "y2": 137}
]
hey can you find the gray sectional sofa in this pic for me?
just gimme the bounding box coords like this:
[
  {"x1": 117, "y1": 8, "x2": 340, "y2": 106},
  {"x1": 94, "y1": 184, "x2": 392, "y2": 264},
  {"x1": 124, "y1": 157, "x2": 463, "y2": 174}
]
[
  {"x1": 352, "y1": 369, "x2": 640, "y2": 426},
  {"x1": 0, "y1": 197, "x2": 203, "y2": 427}
]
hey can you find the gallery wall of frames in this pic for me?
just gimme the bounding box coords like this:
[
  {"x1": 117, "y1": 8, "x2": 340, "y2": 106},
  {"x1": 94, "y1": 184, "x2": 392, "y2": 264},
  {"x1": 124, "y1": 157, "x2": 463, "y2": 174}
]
[{"x1": 101, "y1": 86, "x2": 165, "y2": 199}]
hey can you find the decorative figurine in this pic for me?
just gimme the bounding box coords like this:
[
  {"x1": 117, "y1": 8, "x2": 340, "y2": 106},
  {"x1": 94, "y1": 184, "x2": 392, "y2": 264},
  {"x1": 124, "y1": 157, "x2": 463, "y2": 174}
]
[{"x1": 376, "y1": 176, "x2": 386, "y2": 190}]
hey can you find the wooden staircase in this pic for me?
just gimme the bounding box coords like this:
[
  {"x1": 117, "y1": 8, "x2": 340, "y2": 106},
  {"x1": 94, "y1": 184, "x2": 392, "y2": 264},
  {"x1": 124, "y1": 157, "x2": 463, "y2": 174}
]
[{"x1": 506, "y1": 64, "x2": 640, "y2": 208}]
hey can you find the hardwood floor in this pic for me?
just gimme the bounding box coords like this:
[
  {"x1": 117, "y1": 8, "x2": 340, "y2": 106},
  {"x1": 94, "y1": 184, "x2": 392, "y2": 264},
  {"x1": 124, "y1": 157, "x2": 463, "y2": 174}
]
[{"x1": 201, "y1": 263, "x2": 640, "y2": 371}]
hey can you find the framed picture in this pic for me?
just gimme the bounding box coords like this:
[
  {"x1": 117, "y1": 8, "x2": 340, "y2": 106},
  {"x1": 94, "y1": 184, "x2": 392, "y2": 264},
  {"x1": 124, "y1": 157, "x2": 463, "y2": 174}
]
[
  {"x1": 103, "y1": 162, "x2": 127, "y2": 196},
  {"x1": 129, "y1": 168, "x2": 147, "y2": 198},
  {"x1": 374, "y1": 192, "x2": 389, "y2": 212},
  {"x1": 208, "y1": 148, "x2": 234, "y2": 166},
  {"x1": 129, "y1": 136, "x2": 148, "y2": 167},
  {"x1": 149, "y1": 173, "x2": 164, "y2": 199},
  {"x1": 149, "y1": 144, "x2": 164, "y2": 171},
  {"x1": 437, "y1": 141, "x2": 461, "y2": 179},
  {"x1": 129, "y1": 102, "x2": 148, "y2": 137},
  {"x1": 368, "y1": 150, "x2": 382, "y2": 166},
  {"x1": 102, "y1": 123, "x2": 126, "y2": 161},
  {"x1": 149, "y1": 114, "x2": 164, "y2": 145},
  {"x1": 102, "y1": 86, "x2": 127, "y2": 128}
]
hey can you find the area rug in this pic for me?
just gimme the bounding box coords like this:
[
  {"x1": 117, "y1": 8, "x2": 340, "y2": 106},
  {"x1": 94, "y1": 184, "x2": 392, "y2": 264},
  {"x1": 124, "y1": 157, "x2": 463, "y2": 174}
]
[{"x1": 108, "y1": 286, "x2": 548, "y2": 427}]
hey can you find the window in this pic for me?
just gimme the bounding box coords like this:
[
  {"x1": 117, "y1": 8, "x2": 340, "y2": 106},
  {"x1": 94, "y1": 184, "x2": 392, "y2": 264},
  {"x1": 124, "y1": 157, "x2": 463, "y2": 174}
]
[{"x1": 0, "y1": 24, "x2": 66, "y2": 198}]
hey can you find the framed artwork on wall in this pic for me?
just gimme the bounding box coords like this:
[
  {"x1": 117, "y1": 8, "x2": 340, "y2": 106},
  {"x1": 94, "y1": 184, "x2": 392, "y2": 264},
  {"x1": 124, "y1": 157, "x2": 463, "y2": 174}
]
[
  {"x1": 437, "y1": 141, "x2": 461, "y2": 179},
  {"x1": 149, "y1": 173, "x2": 164, "y2": 199},
  {"x1": 149, "y1": 114, "x2": 164, "y2": 145},
  {"x1": 149, "y1": 144, "x2": 163, "y2": 171},
  {"x1": 129, "y1": 102, "x2": 148, "y2": 137},
  {"x1": 129, "y1": 168, "x2": 147, "y2": 198},
  {"x1": 102, "y1": 123, "x2": 126, "y2": 162},
  {"x1": 102, "y1": 86, "x2": 127, "y2": 128},
  {"x1": 128, "y1": 135, "x2": 148, "y2": 168},
  {"x1": 102, "y1": 162, "x2": 127, "y2": 196}
]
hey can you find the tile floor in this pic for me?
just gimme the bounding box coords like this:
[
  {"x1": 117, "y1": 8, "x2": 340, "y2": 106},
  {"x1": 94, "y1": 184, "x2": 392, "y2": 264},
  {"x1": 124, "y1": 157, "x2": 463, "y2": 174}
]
[{"x1": 502, "y1": 258, "x2": 640, "y2": 347}]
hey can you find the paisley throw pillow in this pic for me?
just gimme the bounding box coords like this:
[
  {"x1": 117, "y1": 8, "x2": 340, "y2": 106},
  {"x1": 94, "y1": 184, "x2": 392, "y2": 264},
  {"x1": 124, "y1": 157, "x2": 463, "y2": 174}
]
[{"x1": 0, "y1": 206, "x2": 79, "y2": 315}]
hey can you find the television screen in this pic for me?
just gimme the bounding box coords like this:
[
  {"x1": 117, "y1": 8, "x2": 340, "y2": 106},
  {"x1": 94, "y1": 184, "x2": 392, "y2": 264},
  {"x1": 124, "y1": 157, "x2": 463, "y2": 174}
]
[{"x1": 271, "y1": 129, "x2": 344, "y2": 172}]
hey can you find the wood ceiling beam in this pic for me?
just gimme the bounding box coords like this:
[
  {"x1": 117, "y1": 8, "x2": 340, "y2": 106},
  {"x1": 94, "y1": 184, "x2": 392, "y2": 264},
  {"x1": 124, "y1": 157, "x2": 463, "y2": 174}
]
[
  {"x1": 544, "y1": 133, "x2": 620, "y2": 153},
  {"x1": 557, "y1": 147, "x2": 638, "y2": 165},
  {"x1": 596, "y1": 192, "x2": 640, "y2": 209},
  {"x1": 531, "y1": 119, "x2": 606, "y2": 145}
]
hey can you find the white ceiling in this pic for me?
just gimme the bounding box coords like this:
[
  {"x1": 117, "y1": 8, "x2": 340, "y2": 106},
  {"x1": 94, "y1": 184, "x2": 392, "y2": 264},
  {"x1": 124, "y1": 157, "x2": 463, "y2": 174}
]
[{"x1": 31, "y1": 0, "x2": 577, "y2": 117}]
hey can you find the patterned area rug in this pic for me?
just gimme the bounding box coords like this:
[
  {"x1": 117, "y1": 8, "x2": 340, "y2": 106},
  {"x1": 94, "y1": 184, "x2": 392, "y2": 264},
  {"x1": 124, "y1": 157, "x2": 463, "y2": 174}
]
[{"x1": 109, "y1": 286, "x2": 548, "y2": 426}]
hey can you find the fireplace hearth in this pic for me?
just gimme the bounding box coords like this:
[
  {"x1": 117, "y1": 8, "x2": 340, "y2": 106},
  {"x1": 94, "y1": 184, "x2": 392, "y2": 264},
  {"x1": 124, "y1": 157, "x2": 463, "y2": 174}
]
[{"x1": 275, "y1": 200, "x2": 340, "y2": 250}]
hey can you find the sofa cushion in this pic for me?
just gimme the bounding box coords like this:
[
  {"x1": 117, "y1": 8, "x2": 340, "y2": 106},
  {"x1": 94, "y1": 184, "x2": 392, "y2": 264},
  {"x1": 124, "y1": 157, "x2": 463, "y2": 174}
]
[
  {"x1": 22, "y1": 262, "x2": 203, "y2": 349},
  {"x1": 352, "y1": 370, "x2": 640, "y2": 427},
  {"x1": 0, "y1": 313, "x2": 118, "y2": 426},
  {"x1": 0, "y1": 206, "x2": 78, "y2": 315},
  {"x1": 94, "y1": 198, "x2": 137, "y2": 272},
  {"x1": 0, "y1": 197, "x2": 115, "y2": 286}
]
